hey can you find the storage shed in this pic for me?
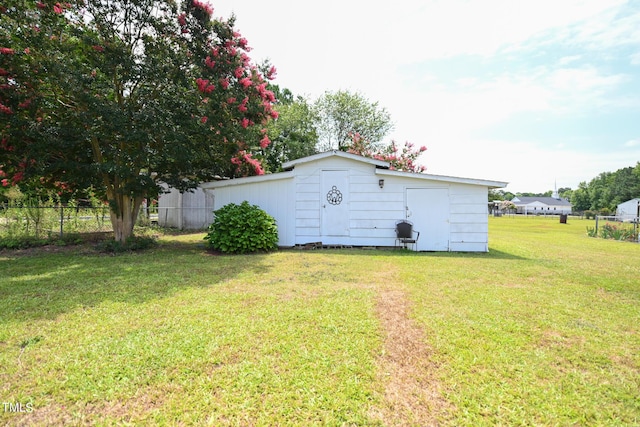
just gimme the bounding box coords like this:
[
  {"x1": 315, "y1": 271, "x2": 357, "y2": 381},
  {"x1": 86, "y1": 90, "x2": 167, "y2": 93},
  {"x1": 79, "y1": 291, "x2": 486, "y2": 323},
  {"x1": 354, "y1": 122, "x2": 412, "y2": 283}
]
[
  {"x1": 616, "y1": 198, "x2": 640, "y2": 220},
  {"x1": 201, "y1": 151, "x2": 507, "y2": 252},
  {"x1": 157, "y1": 184, "x2": 214, "y2": 230}
]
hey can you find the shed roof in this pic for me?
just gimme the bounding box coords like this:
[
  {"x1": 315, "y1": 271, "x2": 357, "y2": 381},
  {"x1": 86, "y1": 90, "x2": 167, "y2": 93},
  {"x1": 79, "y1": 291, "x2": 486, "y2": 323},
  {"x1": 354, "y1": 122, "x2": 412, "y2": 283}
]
[
  {"x1": 282, "y1": 150, "x2": 389, "y2": 170},
  {"x1": 202, "y1": 151, "x2": 508, "y2": 189}
]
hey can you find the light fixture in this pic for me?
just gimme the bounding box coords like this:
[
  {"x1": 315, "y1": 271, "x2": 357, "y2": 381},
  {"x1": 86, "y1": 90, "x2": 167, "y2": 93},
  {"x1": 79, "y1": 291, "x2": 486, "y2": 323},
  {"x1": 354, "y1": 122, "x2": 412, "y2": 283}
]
[{"x1": 378, "y1": 179, "x2": 384, "y2": 189}]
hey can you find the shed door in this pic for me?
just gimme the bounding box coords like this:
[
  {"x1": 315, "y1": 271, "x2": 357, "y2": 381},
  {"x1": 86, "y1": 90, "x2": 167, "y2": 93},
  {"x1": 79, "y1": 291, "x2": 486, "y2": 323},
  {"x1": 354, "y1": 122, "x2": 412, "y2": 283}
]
[
  {"x1": 321, "y1": 170, "x2": 349, "y2": 236},
  {"x1": 406, "y1": 188, "x2": 449, "y2": 251}
]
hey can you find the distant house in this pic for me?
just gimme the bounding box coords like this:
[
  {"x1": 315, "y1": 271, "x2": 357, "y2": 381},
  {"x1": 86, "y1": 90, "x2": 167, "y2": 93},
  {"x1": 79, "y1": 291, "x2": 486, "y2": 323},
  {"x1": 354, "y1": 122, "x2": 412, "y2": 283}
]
[
  {"x1": 616, "y1": 198, "x2": 640, "y2": 220},
  {"x1": 511, "y1": 195, "x2": 572, "y2": 215}
]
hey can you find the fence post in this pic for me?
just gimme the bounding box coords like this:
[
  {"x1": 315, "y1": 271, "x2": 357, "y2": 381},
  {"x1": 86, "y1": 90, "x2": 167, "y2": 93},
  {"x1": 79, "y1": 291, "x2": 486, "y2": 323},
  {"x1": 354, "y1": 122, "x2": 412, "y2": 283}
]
[
  {"x1": 60, "y1": 205, "x2": 64, "y2": 238},
  {"x1": 595, "y1": 215, "x2": 599, "y2": 235}
]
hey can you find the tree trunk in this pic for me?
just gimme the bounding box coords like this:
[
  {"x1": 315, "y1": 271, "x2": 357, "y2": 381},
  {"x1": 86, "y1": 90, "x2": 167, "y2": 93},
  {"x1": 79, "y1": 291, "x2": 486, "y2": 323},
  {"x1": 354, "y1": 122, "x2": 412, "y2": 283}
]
[{"x1": 108, "y1": 192, "x2": 144, "y2": 243}]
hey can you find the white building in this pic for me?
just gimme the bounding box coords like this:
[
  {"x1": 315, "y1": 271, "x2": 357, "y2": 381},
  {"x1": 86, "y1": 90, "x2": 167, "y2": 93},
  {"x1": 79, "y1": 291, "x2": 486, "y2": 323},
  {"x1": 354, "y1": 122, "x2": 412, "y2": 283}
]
[
  {"x1": 616, "y1": 198, "x2": 640, "y2": 220},
  {"x1": 157, "y1": 184, "x2": 214, "y2": 229},
  {"x1": 511, "y1": 196, "x2": 572, "y2": 215},
  {"x1": 199, "y1": 151, "x2": 507, "y2": 252}
]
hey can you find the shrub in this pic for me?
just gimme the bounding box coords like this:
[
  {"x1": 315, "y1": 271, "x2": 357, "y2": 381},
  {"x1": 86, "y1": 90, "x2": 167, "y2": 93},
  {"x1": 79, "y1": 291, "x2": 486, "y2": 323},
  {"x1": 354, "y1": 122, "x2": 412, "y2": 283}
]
[{"x1": 204, "y1": 201, "x2": 278, "y2": 254}]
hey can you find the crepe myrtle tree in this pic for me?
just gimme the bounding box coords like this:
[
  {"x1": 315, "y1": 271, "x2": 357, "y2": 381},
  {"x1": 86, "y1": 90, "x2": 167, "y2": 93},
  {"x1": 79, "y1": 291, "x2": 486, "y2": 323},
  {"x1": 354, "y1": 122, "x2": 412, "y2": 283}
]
[
  {"x1": 347, "y1": 133, "x2": 427, "y2": 173},
  {"x1": 0, "y1": 0, "x2": 277, "y2": 242}
]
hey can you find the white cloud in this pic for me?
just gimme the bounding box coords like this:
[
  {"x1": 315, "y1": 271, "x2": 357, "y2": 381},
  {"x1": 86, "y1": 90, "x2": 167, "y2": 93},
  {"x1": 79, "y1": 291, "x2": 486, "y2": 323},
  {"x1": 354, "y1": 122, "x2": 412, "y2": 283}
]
[{"x1": 625, "y1": 139, "x2": 640, "y2": 147}]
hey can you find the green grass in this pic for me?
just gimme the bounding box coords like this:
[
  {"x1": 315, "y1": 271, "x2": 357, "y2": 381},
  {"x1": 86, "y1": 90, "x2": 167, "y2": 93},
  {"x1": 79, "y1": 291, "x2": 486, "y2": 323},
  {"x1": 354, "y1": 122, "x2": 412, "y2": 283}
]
[{"x1": 1, "y1": 216, "x2": 639, "y2": 425}]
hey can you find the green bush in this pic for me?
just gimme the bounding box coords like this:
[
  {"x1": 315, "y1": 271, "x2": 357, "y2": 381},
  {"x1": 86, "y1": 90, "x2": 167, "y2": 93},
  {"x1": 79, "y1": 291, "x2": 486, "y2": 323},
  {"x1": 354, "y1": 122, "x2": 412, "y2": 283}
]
[{"x1": 204, "y1": 201, "x2": 278, "y2": 254}]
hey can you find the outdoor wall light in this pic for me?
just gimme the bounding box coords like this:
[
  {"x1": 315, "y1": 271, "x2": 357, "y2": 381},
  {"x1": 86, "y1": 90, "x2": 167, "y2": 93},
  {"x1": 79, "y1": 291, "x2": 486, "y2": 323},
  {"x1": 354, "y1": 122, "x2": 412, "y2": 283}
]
[{"x1": 378, "y1": 179, "x2": 384, "y2": 189}]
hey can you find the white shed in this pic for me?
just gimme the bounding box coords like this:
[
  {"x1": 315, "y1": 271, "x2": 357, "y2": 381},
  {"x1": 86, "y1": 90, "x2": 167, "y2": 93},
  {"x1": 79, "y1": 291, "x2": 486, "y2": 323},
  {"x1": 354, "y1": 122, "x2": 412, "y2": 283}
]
[
  {"x1": 201, "y1": 151, "x2": 507, "y2": 252},
  {"x1": 616, "y1": 198, "x2": 640, "y2": 220},
  {"x1": 157, "y1": 184, "x2": 214, "y2": 229}
]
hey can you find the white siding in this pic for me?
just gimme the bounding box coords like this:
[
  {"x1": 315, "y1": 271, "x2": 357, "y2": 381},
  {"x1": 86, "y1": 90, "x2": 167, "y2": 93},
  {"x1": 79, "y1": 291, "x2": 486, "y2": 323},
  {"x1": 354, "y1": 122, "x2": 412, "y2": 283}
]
[
  {"x1": 449, "y1": 184, "x2": 489, "y2": 252},
  {"x1": 158, "y1": 185, "x2": 213, "y2": 229},
  {"x1": 617, "y1": 199, "x2": 640, "y2": 219},
  {"x1": 213, "y1": 178, "x2": 295, "y2": 246}
]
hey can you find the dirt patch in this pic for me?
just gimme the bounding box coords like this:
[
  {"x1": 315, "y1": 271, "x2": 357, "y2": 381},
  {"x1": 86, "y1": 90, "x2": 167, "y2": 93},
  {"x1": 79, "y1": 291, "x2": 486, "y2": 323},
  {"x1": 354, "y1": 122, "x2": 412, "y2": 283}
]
[{"x1": 369, "y1": 288, "x2": 452, "y2": 426}]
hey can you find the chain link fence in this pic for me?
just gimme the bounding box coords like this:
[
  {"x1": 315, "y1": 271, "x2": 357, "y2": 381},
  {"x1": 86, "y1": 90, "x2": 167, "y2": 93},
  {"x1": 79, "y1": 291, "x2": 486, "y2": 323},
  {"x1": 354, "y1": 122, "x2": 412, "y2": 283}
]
[{"x1": 0, "y1": 204, "x2": 159, "y2": 241}]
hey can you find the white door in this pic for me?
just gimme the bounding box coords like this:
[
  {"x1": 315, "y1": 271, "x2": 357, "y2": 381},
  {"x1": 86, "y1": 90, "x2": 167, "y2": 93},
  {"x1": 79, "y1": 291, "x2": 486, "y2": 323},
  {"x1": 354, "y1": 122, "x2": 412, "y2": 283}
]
[
  {"x1": 321, "y1": 170, "x2": 349, "y2": 237},
  {"x1": 406, "y1": 188, "x2": 450, "y2": 251}
]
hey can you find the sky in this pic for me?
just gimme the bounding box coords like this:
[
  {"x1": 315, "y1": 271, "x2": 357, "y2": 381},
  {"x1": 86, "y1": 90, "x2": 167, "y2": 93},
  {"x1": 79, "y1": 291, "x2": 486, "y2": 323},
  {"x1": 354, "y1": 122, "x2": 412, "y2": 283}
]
[{"x1": 210, "y1": 0, "x2": 640, "y2": 193}]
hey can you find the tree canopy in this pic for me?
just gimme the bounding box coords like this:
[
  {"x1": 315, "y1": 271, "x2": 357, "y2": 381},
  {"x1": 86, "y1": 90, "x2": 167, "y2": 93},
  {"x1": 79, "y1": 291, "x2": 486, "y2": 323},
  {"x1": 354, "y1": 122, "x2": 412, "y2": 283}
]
[
  {"x1": 570, "y1": 164, "x2": 640, "y2": 213},
  {"x1": 0, "y1": 0, "x2": 277, "y2": 241},
  {"x1": 314, "y1": 90, "x2": 393, "y2": 151},
  {"x1": 261, "y1": 86, "x2": 318, "y2": 172}
]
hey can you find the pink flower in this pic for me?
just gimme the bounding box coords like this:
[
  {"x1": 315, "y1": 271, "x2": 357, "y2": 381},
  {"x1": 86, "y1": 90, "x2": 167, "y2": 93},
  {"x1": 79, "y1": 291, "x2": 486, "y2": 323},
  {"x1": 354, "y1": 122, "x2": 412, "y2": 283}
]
[
  {"x1": 219, "y1": 78, "x2": 229, "y2": 89},
  {"x1": 200, "y1": 116, "x2": 208, "y2": 123},
  {"x1": 238, "y1": 97, "x2": 248, "y2": 113},
  {"x1": 36, "y1": 2, "x2": 46, "y2": 9},
  {"x1": 92, "y1": 45, "x2": 104, "y2": 52},
  {"x1": 0, "y1": 103, "x2": 13, "y2": 115},
  {"x1": 192, "y1": 0, "x2": 213, "y2": 15},
  {"x1": 420, "y1": 145, "x2": 427, "y2": 152},
  {"x1": 177, "y1": 13, "x2": 187, "y2": 26},
  {"x1": 240, "y1": 118, "x2": 249, "y2": 128},
  {"x1": 0, "y1": 47, "x2": 15, "y2": 55},
  {"x1": 260, "y1": 135, "x2": 270, "y2": 148},
  {"x1": 234, "y1": 67, "x2": 244, "y2": 78},
  {"x1": 266, "y1": 65, "x2": 277, "y2": 80},
  {"x1": 239, "y1": 77, "x2": 252, "y2": 89},
  {"x1": 23, "y1": 48, "x2": 30, "y2": 54},
  {"x1": 205, "y1": 56, "x2": 215, "y2": 69},
  {"x1": 196, "y1": 78, "x2": 208, "y2": 92},
  {"x1": 53, "y1": 3, "x2": 63, "y2": 14},
  {"x1": 211, "y1": 47, "x2": 219, "y2": 57},
  {"x1": 227, "y1": 97, "x2": 236, "y2": 104},
  {"x1": 196, "y1": 78, "x2": 214, "y2": 93},
  {"x1": 1, "y1": 178, "x2": 9, "y2": 187}
]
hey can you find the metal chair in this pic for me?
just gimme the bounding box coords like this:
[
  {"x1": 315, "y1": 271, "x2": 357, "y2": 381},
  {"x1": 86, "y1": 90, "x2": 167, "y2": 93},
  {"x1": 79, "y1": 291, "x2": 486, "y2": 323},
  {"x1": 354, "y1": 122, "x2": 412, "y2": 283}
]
[{"x1": 395, "y1": 220, "x2": 420, "y2": 250}]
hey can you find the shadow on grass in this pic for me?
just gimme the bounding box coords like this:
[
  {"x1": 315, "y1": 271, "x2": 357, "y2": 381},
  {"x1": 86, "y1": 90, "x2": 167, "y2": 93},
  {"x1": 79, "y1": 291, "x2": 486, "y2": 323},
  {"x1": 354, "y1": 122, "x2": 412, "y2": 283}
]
[{"x1": 0, "y1": 242, "x2": 272, "y2": 323}]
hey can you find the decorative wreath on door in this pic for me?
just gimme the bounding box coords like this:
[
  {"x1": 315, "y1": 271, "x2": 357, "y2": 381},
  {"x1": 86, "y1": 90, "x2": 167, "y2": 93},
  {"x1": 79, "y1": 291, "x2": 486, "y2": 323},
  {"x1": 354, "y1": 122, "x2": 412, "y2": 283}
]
[{"x1": 326, "y1": 186, "x2": 343, "y2": 205}]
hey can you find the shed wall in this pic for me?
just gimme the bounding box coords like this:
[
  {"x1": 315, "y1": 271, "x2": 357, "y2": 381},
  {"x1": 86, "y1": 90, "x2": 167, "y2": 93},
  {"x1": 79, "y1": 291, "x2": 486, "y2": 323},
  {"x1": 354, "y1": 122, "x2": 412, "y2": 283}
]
[
  {"x1": 158, "y1": 186, "x2": 214, "y2": 229},
  {"x1": 617, "y1": 199, "x2": 640, "y2": 219},
  {"x1": 213, "y1": 177, "x2": 295, "y2": 246}
]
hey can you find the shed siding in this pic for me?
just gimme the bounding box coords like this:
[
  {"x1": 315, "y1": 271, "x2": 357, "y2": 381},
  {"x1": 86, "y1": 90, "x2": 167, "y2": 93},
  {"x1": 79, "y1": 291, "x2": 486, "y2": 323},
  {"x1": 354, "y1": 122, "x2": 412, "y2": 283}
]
[
  {"x1": 213, "y1": 178, "x2": 295, "y2": 246},
  {"x1": 449, "y1": 184, "x2": 489, "y2": 252},
  {"x1": 158, "y1": 185, "x2": 214, "y2": 229},
  {"x1": 617, "y1": 199, "x2": 639, "y2": 219}
]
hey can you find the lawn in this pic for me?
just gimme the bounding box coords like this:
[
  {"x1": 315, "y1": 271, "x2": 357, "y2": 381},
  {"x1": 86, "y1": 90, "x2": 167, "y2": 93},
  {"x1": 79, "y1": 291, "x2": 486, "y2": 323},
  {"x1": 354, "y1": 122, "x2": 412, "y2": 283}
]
[{"x1": 0, "y1": 217, "x2": 638, "y2": 425}]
